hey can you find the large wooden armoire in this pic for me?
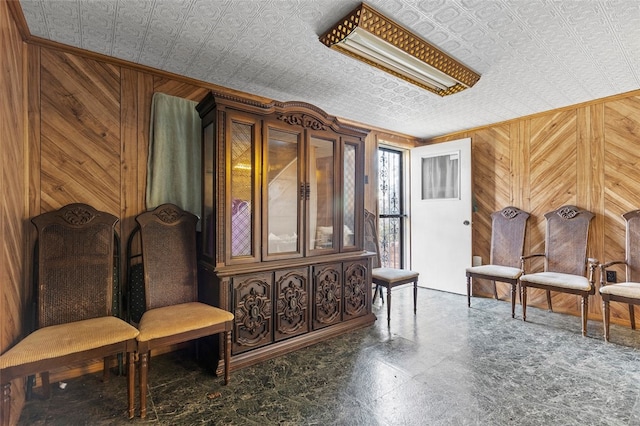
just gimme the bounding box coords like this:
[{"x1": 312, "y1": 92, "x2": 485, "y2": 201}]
[{"x1": 196, "y1": 91, "x2": 376, "y2": 371}]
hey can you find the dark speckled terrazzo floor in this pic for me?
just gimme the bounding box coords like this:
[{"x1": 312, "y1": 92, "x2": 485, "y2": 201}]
[{"x1": 17, "y1": 288, "x2": 640, "y2": 425}]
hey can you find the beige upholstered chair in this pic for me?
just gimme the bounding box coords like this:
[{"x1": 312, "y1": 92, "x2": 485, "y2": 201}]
[
  {"x1": 520, "y1": 205, "x2": 597, "y2": 336},
  {"x1": 364, "y1": 209, "x2": 419, "y2": 325},
  {"x1": 599, "y1": 209, "x2": 640, "y2": 342},
  {"x1": 466, "y1": 207, "x2": 530, "y2": 318},
  {"x1": 132, "y1": 204, "x2": 234, "y2": 418},
  {"x1": 0, "y1": 204, "x2": 139, "y2": 426}
]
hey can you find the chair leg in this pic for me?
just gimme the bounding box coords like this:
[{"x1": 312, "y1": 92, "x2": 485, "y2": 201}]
[
  {"x1": 581, "y1": 296, "x2": 588, "y2": 337},
  {"x1": 387, "y1": 286, "x2": 392, "y2": 326},
  {"x1": 630, "y1": 304, "x2": 636, "y2": 330},
  {"x1": 522, "y1": 286, "x2": 528, "y2": 321},
  {"x1": 603, "y1": 299, "x2": 610, "y2": 342},
  {"x1": 103, "y1": 356, "x2": 110, "y2": 382},
  {"x1": 546, "y1": 290, "x2": 552, "y2": 311},
  {"x1": 510, "y1": 283, "x2": 517, "y2": 319},
  {"x1": 1, "y1": 382, "x2": 11, "y2": 426},
  {"x1": 26, "y1": 375, "x2": 35, "y2": 400},
  {"x1": 41, "y1": 372, "x2": 51, "y2": 399},
  {"x1": 466, "y1": 276, "x2": 471, "y2": 307},
  {"x1": 118, "y1": 352, "x2": 124, "y2": 376},
  {"x1": 413, "y1": 281, "x2": 417, "y2": 314},
  {"x1": 493, "y1": 280, "x2": 499, "y2": 300},
  {"x1": 378, "y1": 285, "x2": 384, "y2": 303},
  {"x1": 127, "y1": 352, "x2": 135, "y2": 419},
  {"x1": 139, "y1": 352, "x2": 149, "y2": 419},
  {"x1": 224, "y1": 330, "x2": 231, "y2": 385},
  {"x1": 518, "y1": 283, "x2": 522, "y2": 304}
]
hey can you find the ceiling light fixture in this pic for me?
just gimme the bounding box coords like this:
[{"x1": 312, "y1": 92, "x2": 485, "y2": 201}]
[{"x1": 319, "y1": 3, "x2": 480, "y2": 96}]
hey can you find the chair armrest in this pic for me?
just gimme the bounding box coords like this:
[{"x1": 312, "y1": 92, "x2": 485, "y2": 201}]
[
  {"x1": 599, "y1": 260, "x2": 626, "y2": 287},
  {"x1": 587, "y1": 258, "x2": 599, "y2": 284},
  {"x1": 520, "y1": 253, "x2": 544, "y2": 274},
  {"x1": 600, "y1": 260, "x2": 626, "y2": 269}
]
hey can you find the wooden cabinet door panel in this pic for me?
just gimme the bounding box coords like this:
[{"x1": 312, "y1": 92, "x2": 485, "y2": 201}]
[
  {"x1": 232, "y1": 272, "x2": 273, "y2": 353},
  {"x1": 343, "y1": 260, "x2": 369, "y2": 320},
  {"x1": 274, "y1": 267, "x2": 309, "y2": 341},
  {"x1": 312, "y1": 263, "x2": 342, "y2": 329}
]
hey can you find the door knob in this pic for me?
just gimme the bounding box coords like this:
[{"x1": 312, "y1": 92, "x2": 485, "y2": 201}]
[{"x1": 463, "y1": 220, "x2": 470, "y2": 226}]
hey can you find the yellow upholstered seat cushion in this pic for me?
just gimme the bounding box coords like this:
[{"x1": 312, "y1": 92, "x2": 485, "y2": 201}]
[
  {"x1": 137, "y1": 302, "x2": 234, "y2": 342},
  {"x1": 600, "y1": 282, "x2": 640, "y2": 299},
  {"x1": 520, "y1": 272, "x2": 591, "y2": 291},
  {"x1": 0, "y1": 316, "x2": 139, "y2": 369},
  {"x1": 466, "y1": 265, "x2": 523, "y2": 280}
]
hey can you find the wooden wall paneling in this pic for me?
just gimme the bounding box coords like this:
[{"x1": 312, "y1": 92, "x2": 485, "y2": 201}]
[
  {"x1": 39, "y1": 49, "x2": 121, "y2": 214},
  {"x1": 137, "y1": 72, "x2": 154, "y2": 216},
  {"x1": 153, "y1": 77, "x2": 209, "y2": 102},
  {"x1": 1, "y1": 0, "x2": 27, "y2": 422},
  {"x1": 24, "y1": 43, "x2": 40, "y2": 367},
  {"x1": 470, "y1": 126, "x2": 512, "y2": 298},
  {"x1": 514, "y1": 121, "x2": 530, "y2": 212},
  {"x1": 604, "y1": 96, "x2": 640, "y2": 325},
  {"x1": 586, "y1": 103, "x2": 605, "y2": 319},
  {"x1": 122, "y1": 71, "x2": 154, "y2": 264},
  {"x1": 515, "y1": 120, "x2": 531, "y2": 300},
  {"x1": 120, "y1": 67, "x2": 139, "y2": 284},
  {"x1": 576, "y1": 104, "x2": 602, "y2": 320},
  {"x1": 510, "y1": 122, "x2": 521, "y2": 208},
  {"x1": 365, "y1": 133, "x2": 378, "y2": 215},
  {"x1": 526, "y1": 110, "x2": 578, "y2": 310}
]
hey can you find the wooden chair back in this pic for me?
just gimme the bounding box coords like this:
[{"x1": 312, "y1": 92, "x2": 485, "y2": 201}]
[
  {"x1": 490, "y1": 207, "x2": 529, "y2": 267},
  {"x1": 31, "y1": 203, "x2": 118, "y2": 327},
  {"x1": 364, "y1": 209, "x2": 381, "y2": 268},
  {"x1": 136, "y1": 203, "x2": 199, "y2": 310},
  {"x1": 623, "y1": 210, "x2": 640, "y2": 282},
  {"x1": 544, "y1": 205, "x2": 594, "y2": 276}
]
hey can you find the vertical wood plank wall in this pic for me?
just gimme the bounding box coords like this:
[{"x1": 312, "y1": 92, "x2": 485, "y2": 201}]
[
  {"x1": 429, "y1": 93, "x2": 640, "y2": 326},
  {"x1": 1, "y1": 1, "x2": 27, "y2": 423}
]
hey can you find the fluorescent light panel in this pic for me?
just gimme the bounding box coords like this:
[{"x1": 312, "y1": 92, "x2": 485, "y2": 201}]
[{"x1": 319, "y1": 3, "x2": 480, "y2": 97}]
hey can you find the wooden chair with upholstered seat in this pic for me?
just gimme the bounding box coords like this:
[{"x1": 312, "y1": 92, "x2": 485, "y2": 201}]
[
  {"x1": 599, "y1": 209, "x2": 640, "y2": 342},
  {"x1": 364, "y1": 209, "x2": 419, "y2": 325},
  {"x1": 0, "y1": 203, "x2": 139, "y2": 426},
  {"x1": 519, "y1": 205, "x2": 597, "y2": 336},
  {"x1": 131, "y1": 203, "x2": 234, "y2": 418},
  {"x1": 466, "y1": 206, "x2": 530, "y2": 318}
]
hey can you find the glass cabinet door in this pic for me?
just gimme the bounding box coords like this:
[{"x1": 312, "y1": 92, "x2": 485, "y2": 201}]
[
  {"x1": 307, "y1": 134, "x2": 338, "y2": 255},
  {"x1": 264, "y1": 125, "x2": 303, "y2": 260},
  {"x1": 227, "y1": 113, "x2": 260, "y2": 264},
  {"x1": 342, "y1": 140, "x2": 358, "y2": 250}
]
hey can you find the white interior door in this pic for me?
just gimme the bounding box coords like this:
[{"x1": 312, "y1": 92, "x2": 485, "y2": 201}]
[{"x1": 410, "y1": 138, "x2": 472, "y2": 295}]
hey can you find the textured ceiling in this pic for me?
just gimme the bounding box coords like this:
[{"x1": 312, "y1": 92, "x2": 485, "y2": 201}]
[{"x1": 18, "y1": 0, "x2": 640, "y2": 139}]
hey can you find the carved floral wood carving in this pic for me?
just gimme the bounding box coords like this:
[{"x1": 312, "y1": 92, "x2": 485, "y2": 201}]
[
  {"x1": 275, "y1": 270, "x2": 308, "y2": 339},
  {"x1": 501, "y1": 207, "x2": 519, "y2": 219},
  {"x1": 234, "y1": 278, "x2": 272, "y2": 349},
  {"x1": 344, "y1": 262, "x2": 367, "y2": 318},
  {"x1": 276, "y1": 113, "x2": 326, "y2": 131},
  {"x1": 314, "y1": 266, "x2": 341, "y2": 327},
  {"x1": 62, "y1": 205, "x2": 95, "y2": 225},
  {"x1": 154, "y1": 206, "x2": 180, "y2": 223},
  {"x1": 557, "y1": 206, "x2": 579, "y2": 219}
]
